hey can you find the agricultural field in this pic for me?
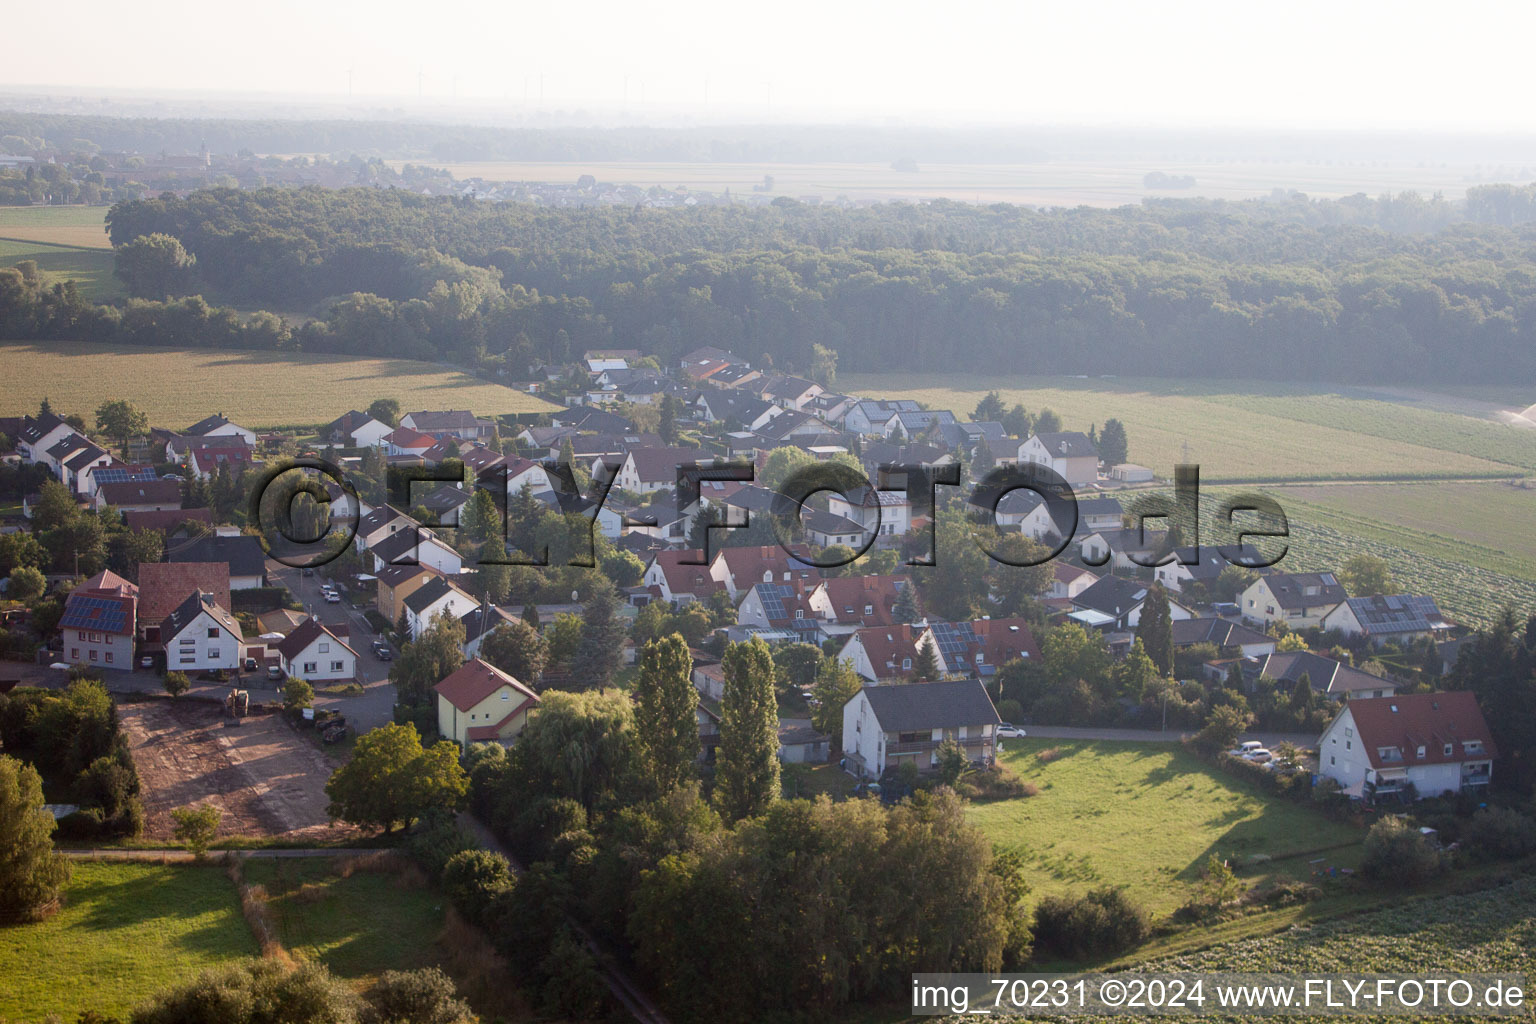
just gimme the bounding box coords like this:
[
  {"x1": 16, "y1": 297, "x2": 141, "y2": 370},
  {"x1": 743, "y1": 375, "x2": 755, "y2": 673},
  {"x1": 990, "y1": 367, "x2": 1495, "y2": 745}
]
[
  {"x1": 0, "y1": 236, "x2": 120, "y2": 301},
  {"x1": 1273, "y1": 482, "x2": 1536, "y2": 582},
  {"x1": 0, "y1": 860, "x2": 258, "y2": 1022},
  {"x1": 966, "y1": 740, "x2": 1362, "y2": 918},
  {"x1": 840, "y1": 373, "x2": 1534, "y2": 481},
  {"x1": 0, "y1": 205, "x2": 111, "y2": 248},
  {"x1": 0, "y1": 340, "x2": 559, "y2": 428}
]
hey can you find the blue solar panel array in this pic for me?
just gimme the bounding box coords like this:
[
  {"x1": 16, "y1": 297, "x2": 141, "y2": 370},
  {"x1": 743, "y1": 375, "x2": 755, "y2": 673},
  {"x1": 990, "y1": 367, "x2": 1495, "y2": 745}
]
[
  {"x1": 756, "y1": 583, "x2": 795, "y2": 622},
  {"x1": 928, "y1": 620, "x2": 979, "y2": 667},
  {"x1": 61, "y1": 595, "x2": 130, "y2": 634},
  {"x1": 93, "y1": 467, "x2": 159, "y2": 485}
]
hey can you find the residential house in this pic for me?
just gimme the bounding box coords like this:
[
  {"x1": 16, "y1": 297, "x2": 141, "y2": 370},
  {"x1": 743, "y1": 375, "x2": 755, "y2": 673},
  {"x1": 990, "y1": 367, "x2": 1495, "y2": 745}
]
[
  {"x1": 185, "y1": 413, "x2": 258, "y2": 446},
  {"x1": 1318, "y1": 692, "x2": 1494, "y2": 800},
  {"x1": 160, "y1": 591, "x2": 244, "y2": 672},
  {"x1": 615, "y1": 447, "x2": 711, "y2": 494},
  {"x1": 403, "y1": 576, "x2": 478, "y2": 639},
  {"x1": 930, "y1": 618, "x2": 1042, "y2": 678},
  {"x1": 841, "y1": 679, "x2": 1001, "y2": 779},
  {"x1": 1240, "y1": 572, "x2": 1348, "y2": 630},
  {"x1": 400, "y1": 410, "x2": 495, "y2": 441},
  {"x1": 843, "y1": 400, "x2": 924, "y2": 436},
  {"x1": 81, "y1": 464, "x2": 158, "y2": 503},
  {"x1": 757, "y1": 375, "x2": 824, "y2": 411},
  {"x1": 95, "y1": 478, "x2": 182, "y2": 513},
  {"x1": 1017, "y1": 431, "x2": 1100, "y2": 488},
  {"x1": 1070, "y1": 576, "x2": 1194, "y2": 631},
  {"x1": 548, "y1": 405, "x2": 635, "y2": 435},
  {"x1": 826, "y1": 487, "x2": 913, "y2": 541},
  {"x1": 708, "y1": 544, "x2": 817, "y2": 600},
  {"x1": 736, "y1": 581, "x2": 821, "y2": 632},
  {"x1": 354, "y1": 505, "x2": 418, "y2": 554},
  {"x1": 803, "y1": 510, "x2": 869, "y2": 549},
  {"x1": 187, "y1": 445, "x2": 256, "y2": 481},
  {"x1": 1322, "y1": 595, "x2": 1452, "y2": 645},
  {"x1": 375, "y1": 563, "x2": 445, "y2": 623},
  {"x1": 136, "y1": 562, "x2": 231, "y2": 650},
  {"x1": 460, "y1": 603, "x2": 519, "y2": 659},
  {"x1": 369, "y1": 526, "x2": 464, "y2": 576},
  {"x1": 166, "y1": 535, "x2": 268, "y2": 589},
  {"x1": 322, "y1": 410, "x2": 392, "y2": 448},
  {"x1": 1247, "y1": 650, "x2": 1397, "y2": 701},
  {"x1": 16, "y1": 412, "x2": 75, "y2": 465},
  {"x1": 276, "y1": 618, "x2": 357, "y2": 682},
  {"x1": 694, "y1": 390, "x2": 782, "y2": 430},
  {"x1": 121, "y1": 507, "x2": 214, "y2": 536},
  {"x1": 1153, "y1": 544, "x2": 1267, "y2": 594},
  {"x1": 1171, "y1": 618, "x2": 1278, "y2": 659},
  {"x1": 1078, "y1": 527, "x2": 1170, "y2": 571},
  {"x1": 435, "y1": 659, "x2": 540, "y2": 750},
  {"x1": 1048, "y1": 563, "x2": 1099, "y2": 602},
  {"x1": 642, "y1": 549, "x2": 725, "y2": 605},
  {"x1": 817, "y1": 575, "x2": 907, "y2": 629},
  {"x1": 59, "y1": 570, "x2": 137, "y2": 673},
  {"x1": 384, "y1": 427, "x2": 436, "y2": 459},
  {"x1": 754, "y1": 410, "x2": 838, "y2": 444},
  {"x1": 837, "y1": 624, "x2": 939, "y2": 682}
]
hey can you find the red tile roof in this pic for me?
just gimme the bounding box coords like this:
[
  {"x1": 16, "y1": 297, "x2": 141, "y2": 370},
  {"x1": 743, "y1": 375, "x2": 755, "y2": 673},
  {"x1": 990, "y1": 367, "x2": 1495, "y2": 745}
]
[
  {"x1": 435, "y1": 658, "x2": 539, "y2": 712},
  {"x1": 651, "y1": 549, "x2": 725, "y2": 600},
  {"x1": 712, "y1": 544, "x2": 815, "y2": 589},
  {"x1": 819, "y1": 575, "x2": 904, "y2": 626},
  {"x1": 137, "y1": 562, "x2": 231, "y2": 631},
  {"x1": 970, "y1": 617, "x2": 1042, "y2": 665},
  {"x1": 121, "y1": 507, "x2": 214, "y2": 534},
  {"x1": 78, "y1": 569, "x2": 138, "y2": 598},
  {"x1": 1346, "y1": 692, "x2": 1496, "y2": 770}
]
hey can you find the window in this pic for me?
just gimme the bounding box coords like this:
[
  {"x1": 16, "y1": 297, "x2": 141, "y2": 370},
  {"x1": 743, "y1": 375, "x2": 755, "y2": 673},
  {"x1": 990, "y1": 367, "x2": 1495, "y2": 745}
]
[
  {"x1": 89, "y1": 650, "x2": 98, "y2": 661},
  {"x1": 78, "y1": 630, "x2": 86, "y2": 641},
  {"x1": 331, "y1": 661, "x2": 344, "y2": 672},
  {"x1": 104, "y1": 634, "x2": 113, "y2": 645},
  {"x1": 901, "y1": 657, "x2": 912, "y2": 671},
  {"x1": 71, "y1": 648, "x2": 79, "y2": 659},
  {"x1": 1330, "y1": 756, "x2": 1335, "y2": 765},
  {"x1": 105, "y1": 653, "x2": 112, "y2": 663},
  {"x1": 1464, "y1": 740, "x2": 1484, "y2": 754},
  {"x1": 207, "y1": 628, "x2": 219, "y2": 639},
  {"x1": 1443, "y1": 743, "x2": 1453, "y2": 756},
  {"x1": 319, "y1": 643, "x2": 330, "y2": 653},
  {"x1": 181, "y1": 656, "x2": 195, "y2": 664},
  {"x1": 304, "y1": 661, "x2": 317, "y2": 673}
]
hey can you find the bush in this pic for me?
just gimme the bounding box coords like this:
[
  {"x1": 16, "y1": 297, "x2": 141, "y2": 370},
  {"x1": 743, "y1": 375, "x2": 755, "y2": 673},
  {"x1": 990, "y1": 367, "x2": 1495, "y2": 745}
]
[
  {"x1": 1033, "y1": 887, "x2": 1149, "y2": 960},
  {"x1": 1462, "y1": 806, "x2": 1536, "y2": 862},
  {"x1": 996, "y1": 699, "x2": 1023, "y2": 723},
  {"x1": 404, "y1": 808, "x2": 475, "y2": 881},
  {"x1": 163, "y1": 672, "x2": 190, "y2": 698},
  {"x1": 283, "y1": 677, "x2": 314, "y2": 714},
  {"x1": 957, "y1": 763, "x2": 1037, "y2": 801},
  {"x1": 1361, "y1": 816, "x2": 1446, "y2": 885},
  {"x1": 131, "y1": 960, "x2": 358, "y2": 1024},
  {"x1": 441, "y1": 849, "x2": 513, "y2": 925},
  {"x1": 363, "y1": 967, "x2": 474, "y2": 1024},
  {"x1": 171, "y1": 804, "x2": 222, "y2": 859}
]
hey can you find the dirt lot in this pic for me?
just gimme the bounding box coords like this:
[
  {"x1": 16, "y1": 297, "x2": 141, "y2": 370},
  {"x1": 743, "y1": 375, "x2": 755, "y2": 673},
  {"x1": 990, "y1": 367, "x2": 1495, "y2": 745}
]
[{"x1": 117, "y1": 699, "x2": 357, "y2": 842}]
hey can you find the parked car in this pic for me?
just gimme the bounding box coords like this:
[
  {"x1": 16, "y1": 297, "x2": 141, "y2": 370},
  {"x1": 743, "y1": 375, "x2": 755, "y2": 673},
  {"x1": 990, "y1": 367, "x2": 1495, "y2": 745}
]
[
  {"x1": 372, "y1": 642, "x2": 393, "y2": 661},
  {"x1": 1243, "y1": 748, "x2": 1274, "y2": 764},
  {"x1": 243, "y1": 657, "x2": 258, "y2": 671},
  {"x1": 997, "y1": 723, "x2": 1027, "y2": 739},
  {"x1": 301, "y1": 567, "x2": 314, "y2": 577},
  {"x1": 324, "y1": 592, "x2": 342, "y2": 603},
  {"x1": 1230, "y1": 740, "x2": 1265, "y2": 757},
  {"x1": 139, "y1": 655, "x2": 154, "y2": 669},
  {"x1": 267, "y1": 665, "x2": 285, "y2": 681}
]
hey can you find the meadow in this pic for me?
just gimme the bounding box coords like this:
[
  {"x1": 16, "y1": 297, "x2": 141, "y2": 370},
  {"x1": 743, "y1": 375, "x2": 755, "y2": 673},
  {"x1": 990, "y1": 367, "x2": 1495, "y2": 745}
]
[
  {"x1": 840, "y1": 373, "x2": 1534, "y2": 482},
  {"x1": 0, "y1": 860, "x2": 258, "y2": 1022},
  {"x1": 0, "y1": 236, "x2": 120, "y2": 301},
  {"x1": 966, "y1": 739, "x2": 1361, "y2": 918},
  {"x1": 0, "y1": 340, "x2": 559, "y2": 428},
  {"x1": 0, "y1": 205, "x2": 111, "y2": 248}
]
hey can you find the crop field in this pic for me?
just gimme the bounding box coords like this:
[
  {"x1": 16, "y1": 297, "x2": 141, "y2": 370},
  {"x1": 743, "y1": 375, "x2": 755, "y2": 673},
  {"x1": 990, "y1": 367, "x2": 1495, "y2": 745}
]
[
  {"x1": 966, "y1": 740, "x2": 1361, "y2": 918},
  {"x1": 1273, "y1": 482, "x2": 1536, "y2": 582},
  {"x1": 0, "y1": 861, "x2": 258, "y2": 1022},
  {"x1": 0, "y1": 205, "x2": 112, "y2": 248},
  {"x1": 0, "y1": 340, "x2": 559, "y2": 427},
  {"x1": 839, "y1": 374, "x2": 1532, "y2": 482},
  {"x1": 0, "y1": 236, "x2": 120, "y2": 301}
]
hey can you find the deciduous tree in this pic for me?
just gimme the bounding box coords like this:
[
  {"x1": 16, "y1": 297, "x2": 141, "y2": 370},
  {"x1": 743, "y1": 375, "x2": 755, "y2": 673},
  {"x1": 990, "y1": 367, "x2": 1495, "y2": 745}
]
[
  {"x1": 634, "y1": 633, "x2": 699, "y2": 792},
  {"x1": 714, "y1": 638, "x2": 779, "y2": 821},
  {"x1": 325, "y1": 722, "x2": 468, "y2": 833}
]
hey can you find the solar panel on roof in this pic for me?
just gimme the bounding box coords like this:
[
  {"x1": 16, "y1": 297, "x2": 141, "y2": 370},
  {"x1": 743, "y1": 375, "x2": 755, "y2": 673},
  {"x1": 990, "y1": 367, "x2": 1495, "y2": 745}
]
[
  {"x1": 94, "y1": 467, "x2": 160, "y2": 485},
  {"x1": 61, "y1": 595, "x2": 129, "y2": 633}
]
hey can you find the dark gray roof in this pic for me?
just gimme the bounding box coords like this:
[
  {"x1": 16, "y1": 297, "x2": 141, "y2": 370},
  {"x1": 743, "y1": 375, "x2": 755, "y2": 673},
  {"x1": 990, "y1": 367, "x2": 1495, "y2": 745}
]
[
  {"x1": 161, "y1": 590, "x2": 241, "y2": 641},
  {"x1": 1072, "y1": 575, "x2": 1151, "y2": 616},
  {"x1": 1033, "y1": 431, "x2": 1099, "y2": 458},
  {"x1": 167, "y1": 535, "x2": 266, "y2": 577},
  {"x1": 1171, "y1": 617, "x2": 1274, "y2": 648},
  {"x1": 1252, "y1": 650, "x2": 1393, "y2": 696},
  {"x1": 404, "y1": 575, "x2": 462, "y2": 614},
  {"x1": 1261, "y1": 572, "x2": 1347, "y2": 610},
  {"x1": 1343, "y1": 595, "x2": 1449, "y2": 635},
  {"x1": 861, "y1": 679, "x2": 1001, "y2": 732},
  {"x1": 19, "y1": 412, "x2": 66, "y2": 445}
]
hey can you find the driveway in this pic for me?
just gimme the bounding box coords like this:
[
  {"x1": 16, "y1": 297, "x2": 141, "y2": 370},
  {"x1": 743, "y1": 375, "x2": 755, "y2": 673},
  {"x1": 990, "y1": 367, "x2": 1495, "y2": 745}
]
[{"x1": 266, "y1": 559, "x2": 397, "y2": 733}]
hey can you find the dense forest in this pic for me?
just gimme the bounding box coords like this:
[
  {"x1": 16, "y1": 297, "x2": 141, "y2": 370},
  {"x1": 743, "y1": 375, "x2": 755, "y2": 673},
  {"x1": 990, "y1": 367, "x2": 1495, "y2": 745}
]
[{"x1": 7, "y1": 184, "x2": 1536, "y2": 383}]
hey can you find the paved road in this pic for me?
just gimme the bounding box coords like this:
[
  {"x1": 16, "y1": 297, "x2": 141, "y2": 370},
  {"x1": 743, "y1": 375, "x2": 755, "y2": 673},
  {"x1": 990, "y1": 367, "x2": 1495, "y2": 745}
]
[
  {"x1": 1016, "y1": 725, "x2": 1317, "y2": 748},
  {"x1": 266, "y1": 559, "x2": 396, "y2": 732}
]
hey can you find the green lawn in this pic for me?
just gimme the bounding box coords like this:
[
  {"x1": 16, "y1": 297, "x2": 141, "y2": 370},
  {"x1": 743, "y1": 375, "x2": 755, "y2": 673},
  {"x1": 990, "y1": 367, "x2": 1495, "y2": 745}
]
[
  {"x1": 0, "y1": 861, "x2": 258, "y2": 1022},
  {"x1": 0, "y1": 236, "x2": 121, "y2": 301},
  {"x1": 242, "y1": 858, "x2": 445, "y2": 984},
  {"x1": 967, "y1": 740, "x2": 1361, "y2": 917},
  {"x1": 839, "y1": 373, "x2": 1530, "y2": 482}
]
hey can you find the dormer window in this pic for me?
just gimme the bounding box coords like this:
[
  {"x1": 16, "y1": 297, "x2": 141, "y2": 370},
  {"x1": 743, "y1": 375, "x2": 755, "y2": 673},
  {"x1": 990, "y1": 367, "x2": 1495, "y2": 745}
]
[
  {"x1": 864, "y1": 604, "x2": 873, "y2": 615},
  {"x1": 1464, "y1": 740, "x2": 1484, "y2": 754},
  {"x1": 902, "y1": 657, "x2": 912, "y2": 671},
  {"x1": 1443, "y1": 743, "x2": 1453, "y2": 756},
  {"x1": 1416, "y1": 745, "x2": 1426, "y2": 758}
]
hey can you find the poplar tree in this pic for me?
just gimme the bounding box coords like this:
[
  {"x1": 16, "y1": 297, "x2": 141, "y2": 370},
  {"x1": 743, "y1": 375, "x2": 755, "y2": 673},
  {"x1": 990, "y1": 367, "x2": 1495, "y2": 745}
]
[
  {"x1": 714, "y1": 638, "x2": 779, "y2": 821},
  {"x1": 634, "y1": 633, "x2": 700, "y2": 792},
  {"x1": 1136, "y1": 583, "x2": 1175, "y2": 677}
]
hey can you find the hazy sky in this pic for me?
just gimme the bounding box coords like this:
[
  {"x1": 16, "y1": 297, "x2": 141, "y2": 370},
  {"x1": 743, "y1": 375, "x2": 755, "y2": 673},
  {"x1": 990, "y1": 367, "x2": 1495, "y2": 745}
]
[{"x1": 7, "y1": 0, "x2": 1536, "y2": 130}]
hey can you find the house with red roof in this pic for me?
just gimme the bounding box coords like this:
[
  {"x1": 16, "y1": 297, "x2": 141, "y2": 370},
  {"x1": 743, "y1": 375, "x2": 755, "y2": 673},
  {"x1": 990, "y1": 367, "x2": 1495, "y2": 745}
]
[
  {"x1": 643, "y1": 549, "x2": 725, "y2": 605},
  {"x1": 1319, "y1": 692, "x2": 1495, "y2": 800},
  {"x1": 707, "y1": 544, "x2": 817, "y2": 600},
  {"x1": 836, "y1": 624, "x2": 940, "y2": 683},
  {"x1": 137, "y1": 562, "x2": 231, "y2": 651},
  {"x1": 435, "y1": 658, "x2": 541, "y2": 749},
  {"x1": 384, "y1": 427, "x2": 436, "y2": 458}
]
